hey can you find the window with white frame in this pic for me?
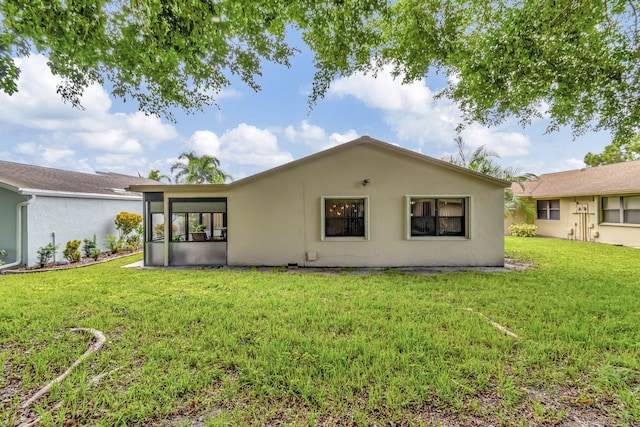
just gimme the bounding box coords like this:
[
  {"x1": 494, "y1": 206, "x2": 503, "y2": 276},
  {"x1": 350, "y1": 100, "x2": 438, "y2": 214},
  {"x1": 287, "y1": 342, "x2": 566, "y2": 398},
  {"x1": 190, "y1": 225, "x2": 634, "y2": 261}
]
[
  {"x1": 322, "y1": 197, "x2": 369, "y2": 239},
  {"x1": 407, "y1": 196, "x2": 467, "y2": 238},
  {"x1": 602, "y1": 196, "x2": 640, "y2": 224},
  {"x1": 537, "y1": 199, "x2": 560, "y2": 220}
]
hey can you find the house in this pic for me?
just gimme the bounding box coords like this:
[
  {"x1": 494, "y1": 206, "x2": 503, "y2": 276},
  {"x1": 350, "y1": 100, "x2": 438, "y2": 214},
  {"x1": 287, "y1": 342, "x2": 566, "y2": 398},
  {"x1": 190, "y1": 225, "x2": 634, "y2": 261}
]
[
  {"x1": 129, "y1": 136, "x2": 510, "y2": 268},
  {"x1": 505, "y1": 160, "x2": 640, "y2": 246},
  {"x1": 0, "y1": 160, "x2": 159, "y2": 269}
]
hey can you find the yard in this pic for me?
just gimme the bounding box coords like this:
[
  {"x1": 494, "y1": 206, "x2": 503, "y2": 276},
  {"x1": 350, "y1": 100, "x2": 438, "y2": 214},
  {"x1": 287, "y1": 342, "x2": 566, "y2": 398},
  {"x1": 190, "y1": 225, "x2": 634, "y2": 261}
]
[{"x1": 1, "y1": 237, "x2": 639, "y2": 426}]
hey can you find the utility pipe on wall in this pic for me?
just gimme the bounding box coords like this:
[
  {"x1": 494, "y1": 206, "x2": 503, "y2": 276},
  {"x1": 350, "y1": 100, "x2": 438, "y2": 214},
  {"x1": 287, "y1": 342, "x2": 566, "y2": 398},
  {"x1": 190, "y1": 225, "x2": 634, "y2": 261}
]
[{"x1": 0, "y1": 195, "x2": 35, "y2": 271}]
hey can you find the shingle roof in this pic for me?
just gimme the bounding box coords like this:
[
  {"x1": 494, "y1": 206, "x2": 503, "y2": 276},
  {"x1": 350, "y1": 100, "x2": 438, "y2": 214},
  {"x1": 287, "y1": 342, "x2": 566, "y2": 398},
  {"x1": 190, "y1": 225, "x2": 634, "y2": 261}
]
[
  {"x1": 0, "y1": 160, "x2": 161, "y2": 198},
  {"x1": 512, "y1": 159, "x2": 640, "y2": 198}
]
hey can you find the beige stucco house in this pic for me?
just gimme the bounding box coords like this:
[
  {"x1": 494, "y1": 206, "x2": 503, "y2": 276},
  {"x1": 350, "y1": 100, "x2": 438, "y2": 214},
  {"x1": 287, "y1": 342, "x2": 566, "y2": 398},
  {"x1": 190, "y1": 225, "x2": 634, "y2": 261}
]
[
  {"x1": 505, "y1": 160, "x2": 640, "y2": 246},
  {"x1": 129, "y1": 136, "x2": 510, "y2": 268}
]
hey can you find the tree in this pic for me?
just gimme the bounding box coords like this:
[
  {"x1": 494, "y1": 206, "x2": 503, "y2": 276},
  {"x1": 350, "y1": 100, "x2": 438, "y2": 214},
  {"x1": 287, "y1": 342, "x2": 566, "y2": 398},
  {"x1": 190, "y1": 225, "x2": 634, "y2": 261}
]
[
  {"x1": 2, "y1": 1, "x2": 640, "y2": 145},
  {"x1": 584, "y1": 138, "x2": 640, "y2": 167},
  {"x1": 170, "y1": 151, "x2": 230, "y2": 184},
  {"x1": 140, "y1": 169, "x2": 171, "y2": 183},
  {"x1": 445, "y1": 137, "x2": 536, "y2": 222}
]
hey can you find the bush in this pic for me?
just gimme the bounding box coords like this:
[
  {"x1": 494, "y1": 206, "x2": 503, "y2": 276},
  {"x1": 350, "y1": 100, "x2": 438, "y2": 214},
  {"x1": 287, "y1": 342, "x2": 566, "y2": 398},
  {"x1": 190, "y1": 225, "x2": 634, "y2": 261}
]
[
  {"x1": 115, "y1": 212, "x2": 143, "y2": 238},
  {"x1": 508, "y1": 223, "x2": 538, "y2": 237},
  {"x1": 63, "y1": 240, "x2": 82, "y2": 263},
  {"x1": 104, "y1": 234, "x2": 126, "y2": 254},
  {"x1": 36, "y1": 243, "x2": 58, "y2": 267},
  {"x1": 90, "y1": 248, "x2": 102, "y2": 261},
  {"x1": 127, "y1": 224, "x2": 144, "y2": 250},
  {"x1": 83, "y1": 234, "x2": 97, "y2": 257}
]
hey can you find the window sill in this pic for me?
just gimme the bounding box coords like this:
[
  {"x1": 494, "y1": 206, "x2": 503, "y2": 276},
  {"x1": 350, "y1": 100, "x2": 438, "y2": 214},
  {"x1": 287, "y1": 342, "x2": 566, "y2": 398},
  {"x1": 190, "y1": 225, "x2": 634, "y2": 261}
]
[
  {"x1": 599, "y1": 222, "x2": 640, "y2": 228},
  {"x1": 322, "y1": 236, "x2": 369, "y2": 242},
  {"x1": 407, "y1": 236, "x2": 469, "y2": 241}
]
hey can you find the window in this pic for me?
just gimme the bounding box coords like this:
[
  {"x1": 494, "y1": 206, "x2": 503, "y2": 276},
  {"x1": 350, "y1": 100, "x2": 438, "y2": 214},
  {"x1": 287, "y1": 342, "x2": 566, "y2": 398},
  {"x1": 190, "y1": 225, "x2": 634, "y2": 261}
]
[
  {"x1": 322, "y1": 197, "x2": 368, "y2": 239},
  {"x1": 169, "y1": 198, "x2": 227, "y2": 241},
  {"x1": 537, "y1": 199, "x2": 560, "y2": 220},
  {"x1": 144, "y1": 192, "x2": 165, "y2": 242},
  {"x1": 602, "y1": 196, "x2": 640, "y2": 224},
  {"x1": 408, "y1": 197, "x2": 467, "y2": 238}
]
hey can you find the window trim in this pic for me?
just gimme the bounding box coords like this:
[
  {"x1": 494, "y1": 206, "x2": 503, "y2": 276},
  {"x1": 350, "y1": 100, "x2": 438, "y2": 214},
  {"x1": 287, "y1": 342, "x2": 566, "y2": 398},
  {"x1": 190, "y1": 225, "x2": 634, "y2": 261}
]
[
  {"x1": 405, "y1": 195, "x2": 471, "y2": 240},
  {"x1": 536, "y1": 199, "x2": 560, "y2": 221},
  {"x1": 601, "y1": 195, "x2": 640, "y2": 226},
  {"x1": 321, "y1": 196, "x2": 370, "y2": 241}
]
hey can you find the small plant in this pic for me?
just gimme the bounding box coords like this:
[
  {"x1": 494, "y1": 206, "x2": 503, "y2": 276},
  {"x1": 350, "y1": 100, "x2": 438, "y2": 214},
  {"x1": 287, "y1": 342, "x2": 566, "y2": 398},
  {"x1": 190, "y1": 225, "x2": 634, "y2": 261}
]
[
  {"x1": 83, "y1": 234, "x2": 97, "y2": 257},
  {"x1": 115, "y1": 212, "x2": 143, "y2": 238},
  {"x1": 104, "y1": 234, "x2": 126, "y2": 254},
  {"x1": 90, "y1": 248, "x2": 102, "y2": 261},
  {"x1": 192, "y1": 224, "x2": 207, "y2": 232},
  {"x1": 0, "y1": 248, "x2": 6, "y2": 266},
  {"x1": 63, "y1": 240, "x2": 82, "y2": 263},
  {"x1": 508, "y1": 223, "x2": 538, "y2": 237},
  {"x1": 36, "y1": 243, "x2": 58, "y2": 267}
]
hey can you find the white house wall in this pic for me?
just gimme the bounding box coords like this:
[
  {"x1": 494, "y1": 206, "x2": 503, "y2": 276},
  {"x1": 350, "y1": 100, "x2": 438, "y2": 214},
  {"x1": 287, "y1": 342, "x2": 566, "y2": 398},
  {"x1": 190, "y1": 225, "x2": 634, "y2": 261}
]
[{"x1": 25, "y1": 196, "x2": 144, "y2": 266}]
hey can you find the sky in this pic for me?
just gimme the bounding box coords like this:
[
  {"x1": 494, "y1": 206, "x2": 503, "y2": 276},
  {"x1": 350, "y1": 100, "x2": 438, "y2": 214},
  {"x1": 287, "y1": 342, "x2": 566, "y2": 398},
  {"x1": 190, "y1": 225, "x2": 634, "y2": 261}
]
[{"x1": 0, "y1": 41, "x2": 614, "y2": 182}]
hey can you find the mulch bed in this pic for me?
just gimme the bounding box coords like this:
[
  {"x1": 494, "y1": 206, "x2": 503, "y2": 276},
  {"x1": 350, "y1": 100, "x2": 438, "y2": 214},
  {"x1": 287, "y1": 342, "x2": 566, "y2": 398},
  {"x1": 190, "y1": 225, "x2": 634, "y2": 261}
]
[{"x1": 1, "y1": 250, "x2": 140, "y2": 274}]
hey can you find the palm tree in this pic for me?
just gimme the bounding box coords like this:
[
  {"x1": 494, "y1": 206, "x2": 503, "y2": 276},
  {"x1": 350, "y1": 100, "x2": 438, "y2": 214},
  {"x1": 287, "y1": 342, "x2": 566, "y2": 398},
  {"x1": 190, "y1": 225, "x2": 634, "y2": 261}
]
[
  {"x1": 170, "y1": 151, "x2": 231, "y2": 184},
  {"x1": 445, "y1": 137, "x2": 536, "y2": 222},
  {"x1": 139, "y1": 169, "x2": 171, "y2": 183}
]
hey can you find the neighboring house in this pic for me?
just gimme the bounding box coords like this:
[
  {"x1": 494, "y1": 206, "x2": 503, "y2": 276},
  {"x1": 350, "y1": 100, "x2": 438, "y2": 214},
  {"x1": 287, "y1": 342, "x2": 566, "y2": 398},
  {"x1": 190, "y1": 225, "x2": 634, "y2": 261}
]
[
  {"x1": 0, "y1": 160, "x2": 160, "y2": 269},
  {"x1": 129, "y1": 136, "x2": 510, "y2": 268},
  {"x1": 505, "y1": 160, "x2": 640, "y2": 246}
]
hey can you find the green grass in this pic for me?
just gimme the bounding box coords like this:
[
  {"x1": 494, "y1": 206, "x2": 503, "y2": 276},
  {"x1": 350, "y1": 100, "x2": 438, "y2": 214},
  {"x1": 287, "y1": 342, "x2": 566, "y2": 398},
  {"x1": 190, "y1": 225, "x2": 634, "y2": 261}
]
[{"x1": 1, "y1": 238, "x2": 639, "y2": 426}]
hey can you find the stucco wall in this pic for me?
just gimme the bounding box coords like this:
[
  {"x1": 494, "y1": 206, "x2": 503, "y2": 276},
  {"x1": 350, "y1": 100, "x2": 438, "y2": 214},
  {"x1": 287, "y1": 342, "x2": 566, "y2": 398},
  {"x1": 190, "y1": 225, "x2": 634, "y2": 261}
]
[
  {"x1": 0, "y1": 188, "x2": 29, "y2": 264},
  {"x1": 226, "y1": 144, "x2": 506, "y2": 267},
  {"x1": 24, "y1": 196, "x2": 143, "y2": 266}
]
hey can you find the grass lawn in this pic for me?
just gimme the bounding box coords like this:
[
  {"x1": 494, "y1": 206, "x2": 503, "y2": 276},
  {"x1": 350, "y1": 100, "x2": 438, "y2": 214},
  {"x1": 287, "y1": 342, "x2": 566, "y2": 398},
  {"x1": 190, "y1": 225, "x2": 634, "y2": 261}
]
[{"x1": 1, "y1": 237, "x2": 639, "y2": 426}]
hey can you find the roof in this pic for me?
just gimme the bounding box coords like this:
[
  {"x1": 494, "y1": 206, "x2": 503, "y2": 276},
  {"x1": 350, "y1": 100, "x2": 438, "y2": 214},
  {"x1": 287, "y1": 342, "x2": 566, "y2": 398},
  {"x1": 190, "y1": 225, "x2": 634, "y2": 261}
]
[
  {"x1": 129, "y1": 136, "x2": 511, "y2": 193},
  {"x1": 0, "y1": 160, "x2": 161, "y2": 199},
  {"x1": 512, "y1": 159, "x2": 640, "y2": 198}
]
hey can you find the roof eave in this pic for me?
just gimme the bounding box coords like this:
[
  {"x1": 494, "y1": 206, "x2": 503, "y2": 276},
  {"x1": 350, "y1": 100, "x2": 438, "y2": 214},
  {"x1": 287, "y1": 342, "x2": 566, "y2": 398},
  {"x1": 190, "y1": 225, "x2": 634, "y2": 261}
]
[{"x1": 18, "y1": 188, "x2": 143, "y2": 200}]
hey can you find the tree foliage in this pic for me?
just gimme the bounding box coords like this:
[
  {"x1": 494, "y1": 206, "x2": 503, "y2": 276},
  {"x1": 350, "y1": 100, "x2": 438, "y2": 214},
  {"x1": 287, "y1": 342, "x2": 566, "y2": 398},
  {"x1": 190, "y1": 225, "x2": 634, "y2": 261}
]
[
  {"x1": 141, "y1": 169, "x2": 171, "y2": 183},
  {"x1": 445, "y1": 137, "x2": 536, "y2": 222},
  {"x1": 171, "y1": 151, "x2": 230, "y2": 184},
  {"x1": 584, "y1": 138, "x2": 640, "y2": 166},
  {"x1": 2, "y1": 1, "x2": 640, "y2": 145}
]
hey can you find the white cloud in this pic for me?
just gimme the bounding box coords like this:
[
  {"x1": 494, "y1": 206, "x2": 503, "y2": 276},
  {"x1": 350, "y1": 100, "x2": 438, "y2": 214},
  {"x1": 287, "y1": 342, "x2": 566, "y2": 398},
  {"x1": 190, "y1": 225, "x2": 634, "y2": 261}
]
[
  {"x1": 459, "y1": 127, "x2": 532, "y2": 158},
  {"x1": 190, "y1": 130, "x2": 222, "y2": 157},
  {"x1": 42, "y1": 146, "x2": 75, "y2": 164},
  {"x1": 283, "y1": 120, "x2": 358, "y2": 150},
  {"x1": 560, "y1": 158, "x2": 586, "y2": 171},
  {"x1": 189, "y1": 124, "x2": 294, "y2": 176},
  {"x1": 329, "y1": 66, "x2": 532, "y2": 158},
  {"x1": 0, "y1": 54, "x2": 179, "y2": 170},
  {"x1": 15, "y1": 142, "x2": 38, "y2": 155}
]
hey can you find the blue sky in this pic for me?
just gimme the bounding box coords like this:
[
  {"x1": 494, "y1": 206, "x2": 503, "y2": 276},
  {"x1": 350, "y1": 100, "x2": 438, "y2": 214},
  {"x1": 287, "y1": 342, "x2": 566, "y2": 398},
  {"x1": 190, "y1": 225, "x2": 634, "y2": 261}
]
[{"x1": 0, "y1": 40, "x2": 612, "y2": 181}]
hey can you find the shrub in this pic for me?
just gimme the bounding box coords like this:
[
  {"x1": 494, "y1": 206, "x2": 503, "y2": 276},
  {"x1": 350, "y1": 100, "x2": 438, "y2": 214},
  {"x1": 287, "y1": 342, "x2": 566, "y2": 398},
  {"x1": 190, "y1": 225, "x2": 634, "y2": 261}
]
[
  {"x1": 104, "y1": 234, "x2": 126, "y2": 254},
  {"x1": 36, "y1": 243, "x2": 58, "y2": 267},
  {"x1": 115, "y1": 212, "x2": 143, "y2": 238},
  {"x1": 90, "y1": 248, "x2": 102, "y2": 261},
  {"x1": 83, "y1": 234, "x2": 97, "y2": 257},
  {"x1": 127, "y1": 224, "x2": 144, "y2": 250},
  {"x1": 63, "y1": 240, "x2": 82, "y2": 263},
  {"x1": 508, "y1": 223, "x2": 538, "y2": 237},
  {"x1": 0, "y1": 248, "x2": 6, "y2": 266}
]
